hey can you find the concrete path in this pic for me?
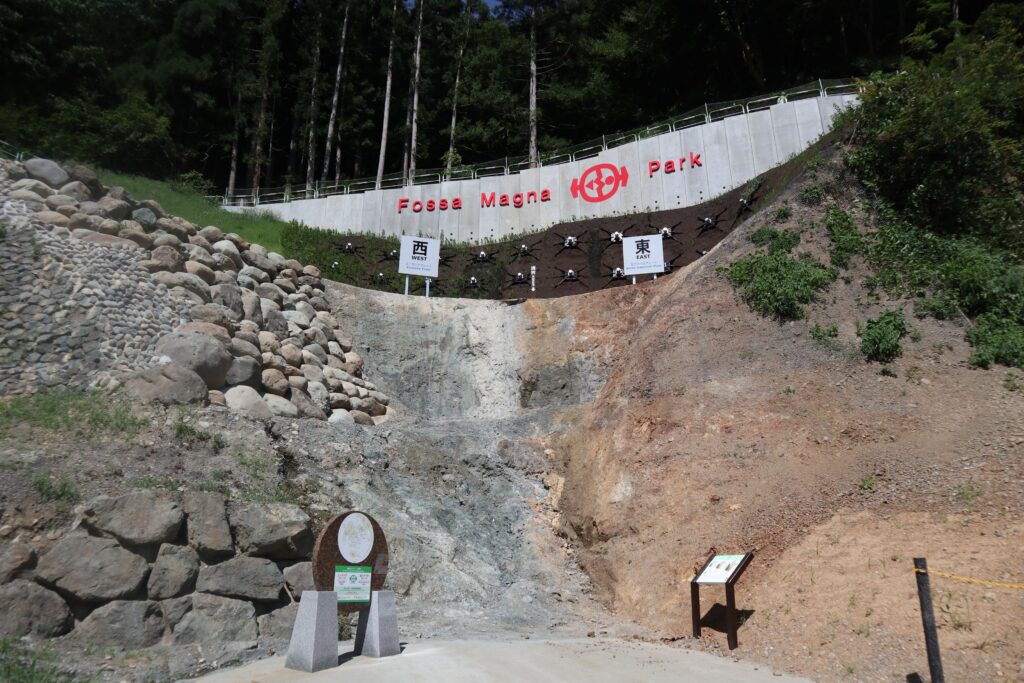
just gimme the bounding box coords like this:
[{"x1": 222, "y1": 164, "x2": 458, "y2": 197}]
[{"x1": 191, "y1": 638, "x2": 811, "y2": 682}]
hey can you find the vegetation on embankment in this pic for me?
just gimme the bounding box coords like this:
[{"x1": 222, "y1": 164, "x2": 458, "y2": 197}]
[
  {"x1": 723, "y1": 4, "x2": 1024, "y2": 371},
  {"x1": 96, "y1": 169, "x2": 289, "y2": 254}
]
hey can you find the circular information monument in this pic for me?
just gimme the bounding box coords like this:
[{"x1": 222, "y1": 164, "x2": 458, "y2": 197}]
[{"x1": 312, "y1": 510, "x2": 389, "y2": 612}]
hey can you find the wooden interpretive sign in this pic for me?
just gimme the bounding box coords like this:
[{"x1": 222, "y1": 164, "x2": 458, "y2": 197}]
[
  {"x1": 690, "y1": 551, "x2": 753, "y2": 650},
  {"x1": 312, "y1": 511, "x2": 389, "y2": 613}
]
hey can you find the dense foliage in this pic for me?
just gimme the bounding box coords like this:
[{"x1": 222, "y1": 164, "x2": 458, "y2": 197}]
[
  {"x1": 843, "y1": 4, "x2": 1024, "y2": 369},
  {"x1": 0, "y1": 0, "x2": 996, "y2": 189},
  {"x1": 859, "y1": 310, "x2": 908, "y2": 362},
  {"x1": 723, "y1": 250, "x2": 837, "y2": 321}
]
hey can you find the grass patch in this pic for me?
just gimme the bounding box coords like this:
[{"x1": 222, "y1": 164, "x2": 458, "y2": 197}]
[
  {"x1": 750, "y1": 227, "x2": 800, "y2": 254},
  {"x1": 0, "y1": 390, "x2": 144, "y2": 439},
  {"x1": 823, "y1": 207, "x2": 863, "y2": 268},
  {"x1": 96, "y1": 169, "x2": 290, "y2": 254},
  {"x1": 174, "y1": 422, "x2": 225, "y2": 452},
  {"x1": 721, "y1": 251, "x2": 836, "y2": 320},
  {"x1": 31, "y1": 471, "x2": 80, "y2": 503},
  {"x1": 0, "y1": 639, "x2": 66, "y2": 682},
  {"x1": 860, "y1": 310, "x2": 907, "y2": 362},
  {"x1": 772, "y1": 203, "x2": 792, "y2": 224},
  {"x1": 954, "y1": 481, "x2": 983, "y2": 503},
  {"x1": 1004, "y1": 372, "x2": 1023, "y2": 392},
  {"x1": 857, "y1": 476, "x2": 876, "y2": 491}
]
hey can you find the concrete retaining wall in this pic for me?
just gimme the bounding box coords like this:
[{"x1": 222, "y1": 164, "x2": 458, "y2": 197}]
[{"x1": 228, "y1": 94, "x2": 856, "y2": 244}]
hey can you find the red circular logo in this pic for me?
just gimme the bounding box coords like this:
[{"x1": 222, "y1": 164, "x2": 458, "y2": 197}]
[{"x1": 571, "y1": 163, "x2": 630, "y2": 203}]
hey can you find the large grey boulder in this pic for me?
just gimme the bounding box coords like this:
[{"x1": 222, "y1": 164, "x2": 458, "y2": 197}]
[
  {"x1": 210, "y1": 283, "x2": 244, "y2": 318},
  {"x1": 36, "y1": 534, "x2": 149, "y2": 602},
  {"x1": 189, "y1": 302, "x2": 240, "y2": 332},
  {"x1": 73, "y1": 600, "x2": 164, "y2": 648},
  {"x1": 183, "y1": 492, "x2": 233, "y2": 560},
  {"x1": 225, "y1": 356, "x2": 261, "y2": 388},
  {"x1": 223, "y1": 385, "x2": 273, "y2": 419},
  {"x1": 148, "y1": 544, "x2": 199, "y2": 599},
  {"x1": 150, "y1": 244, "x2": 184, "y2": 272},
  {"x1": 98, "y1": 196, "x2": 131, "y2": 220},
  {"x1": 24, "y1": 158, "x2": 70, "y2": 188},
  {"x1": 0, "y1": 580, "x2": 72, "y2": 637},
  {"x1": 257, "y1": 602, "x2": 299, "y2": 639},
  {"x1": 81, "y1": 491, "x2": 184, "y2": 547},
  {"x1": 155, "y1": 331, "x2": 233, "y2": 389},
  {"x1": 59, "y1": 180, "x2": 92, "y2": 202},
  {"x1": 196, "y1": 556, "x2": 284, "y2": 602},
  {"x1": 228, "y1": 502, "x2": 313, "y2": 560},
  {"x1": 0, "y1": 541, "x2": 36, "y2": 583},
  {"x1": 11, "y1": 178, "x2": 55, "y2": 197},
  {"x1": 290, "y1": 388, "x2": 327, "y2": 420},
  {"x1": 211, "y1": 240, "x2": 242, "y2": 267},
  {"x1": 283, "y1": 561, "x2": 314, "y2": 595},
  {"x1": 123, "y1": 363, "x2": 208, "y2": 405},
  {"x1": 67, "y1": 164, "x2": 104, "y2": 198},
  {"x1": 173, "y1": 593, "x2": 257, "y2": 643},
  {"x1": 263, "y1": 393, "x2": 299, "y2": 418},
  {"x1": 261, "y1": 369, "x2": 289, "y2": 396},
  {"x1": 240, "y1": 250, "x2": 278, "y2": 275},
  {"x1": 132, "y1": 207, "x2": 157, "y2": 229}
]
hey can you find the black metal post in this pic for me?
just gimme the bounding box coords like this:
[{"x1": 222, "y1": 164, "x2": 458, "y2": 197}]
[
  {"x1": 913, "y1": 558, "x2": 945, "y2": 683},
  {"x1": 690, "y1": 581, "x2": 701, "y2": 639}
]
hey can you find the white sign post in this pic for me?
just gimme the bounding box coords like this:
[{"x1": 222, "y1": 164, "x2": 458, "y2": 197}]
[
  {"x1": 622, "y1": 235, "x2": 665, "y2": 280},
  {"x1": 398, "y1": 235, "x2": 440, "y2": 295}
]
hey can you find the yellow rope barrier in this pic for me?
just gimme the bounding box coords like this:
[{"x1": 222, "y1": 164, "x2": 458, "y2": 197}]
[{"x1": 914, "y1": 566, "x2": 1024, "y2": 590}]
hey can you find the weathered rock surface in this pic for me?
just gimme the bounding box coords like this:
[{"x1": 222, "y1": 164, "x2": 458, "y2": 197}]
[
  {"x1": 172, "y1": 593, "x2": 257, "y2": 643},
  {"x1": 0, "y1": 541, "x2": 36, "y2": 583},
  {"x1": 148, "y1": 544, "x2": 200, "y2": 599},
  {"x1": 123, "y1": 363, "x2": 208, "y2": 405},
  {"x1": 0, "y1": 580, "x2": 72, "y2": 637},
  {"x1": 196, "y1": 556, "x2": 284, "y2": 602},
  {"x1": 24, "y1": 158, "x2": 70, "y2": 187},
  {"x1": 73, "y1": 600, "x2": 165, "y2": 648},
  {"x1": 257, "y1": 602, "x2": 299, "y2": 640},
  {"x1": 228, "y1": 502, "x2": 312, "y2": 559},
  {"x1": 183, "y1": 491, "x2": 234, "y2": 560},
  {"x1": 36, "y1": 534, "x2": 149, "y2": 602},
  {"x1": 224, "y1": 385, "x2": 273, "y2": 419},
  {"x1": 81, "y1": 491, "x2": 184, "y2": 547},
  {"x1": 282, "y1": 561, "x2": 314, "y2": 595}
]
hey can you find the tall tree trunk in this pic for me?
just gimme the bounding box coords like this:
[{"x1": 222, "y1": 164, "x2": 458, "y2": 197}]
[
  {"x1": 334, "y1": 125, "x2": 344, "y2": 184},
  {"x1": 305, "y1": 23, "x2": 322, "y2": 188},
  {"x1": 528, "y1": 8, "x2": 538, "y2": 168},
  {"x1": 286, "y1": 116, "x2": 299, "y2": 193},
  {"x1": 445, "y1": 41, "x2": 465, "y2": 175},
  {"x1": 227, "y1": 90, "x2": 242, "y2": 198},
  {"x1": 401, "y1": 77, "x2": 414, "y2": 180},
  {"x1": 265, "y1": 111, "x2": 275, "y2": 186},
  {"x1": 375, "y1": 0, "x2": 400, "y2": 189},
  {"x1": 322, "y1": 2, "x2": 350, "y2": 182},
  {"x1": 251, "y1": 75, "x2": 270, "y2": 193},
  {"x1": 408, "y1": 0, "x2": 425, "y2": 180}
]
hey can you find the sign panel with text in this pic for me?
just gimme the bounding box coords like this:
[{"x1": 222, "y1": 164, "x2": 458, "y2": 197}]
[
  {"x1": 398, "y1": 235, "x2": 440, "y2": 278},
  {"x1": 622, "y1": 235, "x2": 665, "y2": 276}
]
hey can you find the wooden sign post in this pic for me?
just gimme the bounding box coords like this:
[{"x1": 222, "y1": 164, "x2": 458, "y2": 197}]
[{"x1": 691, "y1": 552, "x2": 753, "y2": 650}]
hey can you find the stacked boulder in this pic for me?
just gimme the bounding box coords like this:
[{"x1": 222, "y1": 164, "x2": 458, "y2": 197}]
[
  {"x1": 0, "y1": 490, "x2": 314, "y2": 645},
  {"x1": 3, "y1": 157, "x2": 392, "y2": 425}
]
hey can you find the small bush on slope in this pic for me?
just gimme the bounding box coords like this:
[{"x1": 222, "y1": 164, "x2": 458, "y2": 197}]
[
  {"x1": 860, "y1": 310, "x2": 908, "y2": 362},
  {"x1": 722, "y1": 251, "x2": 836, "y2": 320}
]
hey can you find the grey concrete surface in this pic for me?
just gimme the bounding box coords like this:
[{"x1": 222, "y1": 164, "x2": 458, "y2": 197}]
[
  {"x1": 284, "y1": 591, "x2": 339, "y2": 673},
  {"x1": 191, "y1": 638, "x2": 812, "y2": 682}
]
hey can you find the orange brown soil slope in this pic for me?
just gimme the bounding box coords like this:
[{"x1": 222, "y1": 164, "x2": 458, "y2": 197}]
[{"x1": 520, "y1": 148, "x2": 1024, "y2": 682}]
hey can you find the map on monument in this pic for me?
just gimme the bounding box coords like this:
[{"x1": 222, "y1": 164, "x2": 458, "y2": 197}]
[
  {"x1": 337, "y1": 512, "x2": 374, "y2": 564},
  {"x1": 334, "y1": 565, "x2": 372, "y2": 603}
]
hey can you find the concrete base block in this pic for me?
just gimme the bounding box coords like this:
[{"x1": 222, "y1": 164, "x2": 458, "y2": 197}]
[
  {"x1": 354, "y1": 590, "x2": 400, "y2": 658},
  {"x1": 285, "y1": 591, "x2": 339, "y2": 672}
]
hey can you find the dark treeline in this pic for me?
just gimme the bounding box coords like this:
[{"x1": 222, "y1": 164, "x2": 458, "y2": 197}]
[{"x1": 0, "y1": 0, "x2": 997, "y2": 192}]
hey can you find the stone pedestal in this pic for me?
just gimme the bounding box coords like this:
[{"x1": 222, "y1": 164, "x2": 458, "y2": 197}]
[
  {"x1": 354, "y1": 590, "x2": 400, "y2": 658},
  {"x1": 285, "y1": 591, "x2": 338, "y2": 672}
]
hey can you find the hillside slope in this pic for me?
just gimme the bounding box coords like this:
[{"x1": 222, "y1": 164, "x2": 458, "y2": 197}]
[{"x1": 532, "y1": 146, "x2": 1023, "y2": 681}]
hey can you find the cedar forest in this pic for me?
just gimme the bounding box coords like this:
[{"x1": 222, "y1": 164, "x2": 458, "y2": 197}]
[{"x1": 0, "y1": 0, "x2": 1001, "y2": 193}]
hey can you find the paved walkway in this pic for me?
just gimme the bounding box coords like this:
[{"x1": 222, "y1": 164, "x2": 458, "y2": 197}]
[{"x1": 191, "y1": 638, "x2": 811, "y2": 682}]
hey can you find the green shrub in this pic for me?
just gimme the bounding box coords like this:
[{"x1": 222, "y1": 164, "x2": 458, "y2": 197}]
[
  {"x1": 823, "y1": 207, "x2": 862, "y2": 267},
  {"x1": 839, "y1": 9, "x2": 1024, "y2": 244},
  {"x1": 965, "y1": 313, "x2": 1024, "y2": 369},
  {"x1": 810, "y1": 322, "x2": 839, "y2": 341},
  {"x1": 0, "y1": 639, "x2": 64, "y2": 682},
  {"x1": 170, "y1": 170, "x2": 215, "y2": 196},
  {"x1": 750, "y1": 227, "x2": 800, "y2": 254},
  {"x1": 798, "y1": 184, "x2": 826, "y2": 206},
  {"x1": 860, "y1": 310, "x2": 908, "y2": 362},
  {"x1": 174, "y1": 422, "x2": 225, "y2": 452},
  {"x1": 722, "y1": 251, "x2": 836, "y2": 320},
  {"x1": 773, "y1": 203, "x2": 792, "y2": 223}
]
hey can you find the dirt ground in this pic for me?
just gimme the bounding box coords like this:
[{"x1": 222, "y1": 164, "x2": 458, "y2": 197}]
[{"x1": 524, "y1": 147, "x2": 1024, "y2": 682}]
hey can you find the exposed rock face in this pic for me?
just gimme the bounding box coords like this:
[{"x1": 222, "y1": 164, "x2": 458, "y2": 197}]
[
  {"x1": 196, "y1": 556, "x2": 284, "y2": 602},
  {"x1": 123, "y1": 363, "x2": 209, "y2": 405},
  {"x1": 183, "y1": 491, "x2": 234, "y2": 560},
  {"x1": 257, "y1": 602, "x2": 299, "y2": 639},
  {"x1": 228, "y1": 502, "x2": 313, "y2": 560},
  {"x1": 282, "y1": 561, "x2": 314, "y2": 595},
  {"x1": 0, "y1": 541, "x2": 36, "y2": 583},
  {"x1": 172, "y1": 593, "x2": 257, "y2": 643},
  {"x1": 73, "y1": 600, "x2": 165, "y2": 648},
  {"x1": 0, "y1": 580, "x2": 73, "y2": 637},
  {"x1": 147, "y1": 544, "x2": 200, "y2": 599},
  {"x1": 80, "y1": 491, "x2": 185, "y2": 547},
  {"x1": 36, "y1": 534, "x2": 149, "y2": 602}
]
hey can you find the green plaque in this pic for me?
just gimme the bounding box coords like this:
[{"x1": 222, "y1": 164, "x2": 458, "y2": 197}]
[{"x1": 334, "y1": 565, "x2": 372, "y2": 603}]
